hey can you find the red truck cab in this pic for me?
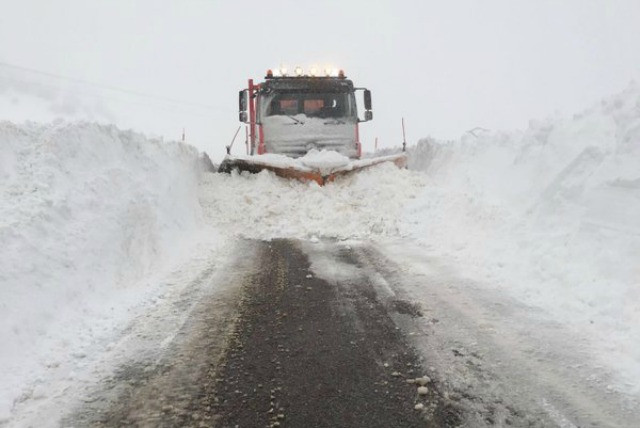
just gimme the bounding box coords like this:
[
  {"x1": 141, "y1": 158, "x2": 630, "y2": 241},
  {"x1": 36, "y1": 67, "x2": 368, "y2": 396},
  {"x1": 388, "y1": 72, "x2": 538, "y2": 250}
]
[{"x1": 239, "y1": 69, "x2": 372, "y2": 158}]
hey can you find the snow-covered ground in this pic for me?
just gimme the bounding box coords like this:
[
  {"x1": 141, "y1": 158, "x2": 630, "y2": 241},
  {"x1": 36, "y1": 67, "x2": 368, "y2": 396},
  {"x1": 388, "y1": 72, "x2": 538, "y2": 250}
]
[
  {"x1": 1, "y1": 83, "x2": 639, "y2": 425},
  {"x1": 0, "y1": 121, "x2": 217, "y2": 422},
  {"x1": 401, "y1": 82, "x2": 640, "y2": 395}
]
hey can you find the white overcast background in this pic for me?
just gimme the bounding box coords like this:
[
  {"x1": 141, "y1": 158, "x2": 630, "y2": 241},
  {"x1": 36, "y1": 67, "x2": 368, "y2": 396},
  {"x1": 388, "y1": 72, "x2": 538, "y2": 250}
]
[{"x1": 1, "y1": 0, "x2": 640, "y2": 159}]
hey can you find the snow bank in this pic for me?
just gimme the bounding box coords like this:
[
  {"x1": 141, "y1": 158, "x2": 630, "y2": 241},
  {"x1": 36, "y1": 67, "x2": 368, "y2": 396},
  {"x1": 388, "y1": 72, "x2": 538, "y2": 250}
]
[
  {"x1": 200, "y1": 162, "x2": 425, "y2": 241},
  {"x1": 402, "y1": 82, "x2": 640, "y2": 393},
  {"x1": 0, "y1": 121, "x2": 203, "y2": 419}
]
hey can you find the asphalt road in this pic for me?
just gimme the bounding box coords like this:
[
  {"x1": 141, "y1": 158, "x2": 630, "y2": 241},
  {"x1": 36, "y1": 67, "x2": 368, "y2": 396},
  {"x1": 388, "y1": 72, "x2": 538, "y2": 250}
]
[
  {"x1": 66, "y1": 240, "x2": 459, "y2": 427},
  {"x1": 211, "y1": 240, "x2": 457, "y2": 428}
]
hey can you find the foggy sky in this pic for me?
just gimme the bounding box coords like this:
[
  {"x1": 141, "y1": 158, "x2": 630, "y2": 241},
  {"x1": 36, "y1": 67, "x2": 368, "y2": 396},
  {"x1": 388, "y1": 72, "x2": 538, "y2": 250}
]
[{"x1": 1, "y1": 0, "x2": 639, "y2": 158}]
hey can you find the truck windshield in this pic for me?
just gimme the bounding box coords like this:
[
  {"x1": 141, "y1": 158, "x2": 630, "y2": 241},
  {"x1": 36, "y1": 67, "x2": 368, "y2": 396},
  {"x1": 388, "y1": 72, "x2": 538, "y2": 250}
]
[{"x1": 263, "y1": 92, "x2": 355, "y2": 119}]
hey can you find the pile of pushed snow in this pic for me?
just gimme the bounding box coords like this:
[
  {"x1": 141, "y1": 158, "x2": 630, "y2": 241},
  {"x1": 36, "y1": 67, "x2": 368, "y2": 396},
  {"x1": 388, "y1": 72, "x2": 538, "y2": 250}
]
[
  {"x1": 200, "y1": 162, "x2": 425, "y2": 241},
  {"x1": 0, "y1": 121, "x2": 203, "y2": 419},
  {"x1": 225, "y1": 150, "x2": 406, "y2": 177},
  {"x1": 299, "y1": 149, "x2": 350, "y2": 173},
  {"x1": 403, "y1": 83, "x2": 640, "y2": 392},
  {"x1": 226, "y1": 149, "x2": 352, "y2": 175}
]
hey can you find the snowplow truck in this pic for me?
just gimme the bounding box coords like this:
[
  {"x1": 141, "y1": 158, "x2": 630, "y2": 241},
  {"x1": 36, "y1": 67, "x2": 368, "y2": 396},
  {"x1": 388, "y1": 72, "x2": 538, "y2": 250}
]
[{"x1": 219, "y1": 68, "x2": 406, "y2": 185}]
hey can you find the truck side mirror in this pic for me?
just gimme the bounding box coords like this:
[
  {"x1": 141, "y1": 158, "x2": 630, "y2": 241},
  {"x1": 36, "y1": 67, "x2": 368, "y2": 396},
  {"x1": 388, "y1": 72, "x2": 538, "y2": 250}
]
[
  {"x1": 365, "y1": 110, "x2": 373, "y2": 121},
  {"x1": 364, "y1": 90, "x2": 372, "y2": 110},
  {"x1": 239, "y1": 90, "x2": 247, "y2": 112},
  {"x1": 239, "y1": 90, "x2": 248, "y2": 123}
]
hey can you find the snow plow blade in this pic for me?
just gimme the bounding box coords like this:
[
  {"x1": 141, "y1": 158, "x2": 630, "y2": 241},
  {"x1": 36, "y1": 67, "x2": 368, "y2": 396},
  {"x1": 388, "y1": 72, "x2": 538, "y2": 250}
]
[{"x1": 218, "y1": 153, "x2": 407, "y2": 186}]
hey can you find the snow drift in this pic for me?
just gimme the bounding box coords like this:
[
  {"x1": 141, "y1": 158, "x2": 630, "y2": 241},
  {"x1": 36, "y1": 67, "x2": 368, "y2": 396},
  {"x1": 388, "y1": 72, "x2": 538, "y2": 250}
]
[
  {"x1": 402, "y1": 82, "x2": 640, "y2": 392},
  {"x1": 0, "y1": 121, "x2": 203, "y2": 419},
  {"x1": 200, "y1": 161, "x2": 424, "y2": 241}
]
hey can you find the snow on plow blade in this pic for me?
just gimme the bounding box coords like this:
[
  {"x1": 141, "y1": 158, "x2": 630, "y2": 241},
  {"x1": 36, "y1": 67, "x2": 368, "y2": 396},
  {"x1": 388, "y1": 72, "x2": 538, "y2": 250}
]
[{"x1": 218, "y1": 153, "x2": 407, "y2": 186}]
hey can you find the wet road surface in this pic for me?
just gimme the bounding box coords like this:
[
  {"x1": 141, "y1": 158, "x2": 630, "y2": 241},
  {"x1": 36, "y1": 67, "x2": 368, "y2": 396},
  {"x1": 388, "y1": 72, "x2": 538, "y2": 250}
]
[
  {"x1": 211, "y1": 240, "x2": 456, "y2": 427},
  {"x1": 66, "y1": 240, "x2": 458, "y2": 427}
]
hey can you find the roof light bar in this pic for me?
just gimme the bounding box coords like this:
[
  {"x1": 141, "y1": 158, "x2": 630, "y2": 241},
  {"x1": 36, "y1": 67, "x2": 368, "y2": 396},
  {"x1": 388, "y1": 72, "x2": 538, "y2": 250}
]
[{"x1": 265, "y1": 66, "x2": 346, "y2": 78}]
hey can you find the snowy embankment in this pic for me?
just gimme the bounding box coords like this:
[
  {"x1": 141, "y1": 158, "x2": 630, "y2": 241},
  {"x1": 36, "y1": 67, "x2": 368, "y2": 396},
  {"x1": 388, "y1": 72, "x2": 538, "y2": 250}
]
[
  {"x1": 0, "y1": 121, "x2": 205, "y2": 420},
  {"x1": 402, "y1": 83, "x2": 640, "y2": 393}
]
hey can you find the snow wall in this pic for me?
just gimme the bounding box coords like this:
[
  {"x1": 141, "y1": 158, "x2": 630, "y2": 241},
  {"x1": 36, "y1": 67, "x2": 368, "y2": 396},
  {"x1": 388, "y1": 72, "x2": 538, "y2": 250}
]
[
  {"x1": 0, "y1": 121, "x2": 203, "y2": 418},
  {"x1": 402, "y1": 83, "x2": 640, "y2": 388}
]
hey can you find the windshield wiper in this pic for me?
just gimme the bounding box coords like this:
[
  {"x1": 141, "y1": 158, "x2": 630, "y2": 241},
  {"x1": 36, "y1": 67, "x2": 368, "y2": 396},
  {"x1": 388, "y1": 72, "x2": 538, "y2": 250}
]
[
  {"x1": 323, "y1": 119, "x2": 346, "y2": 125},
  {"x1": 285, "y1": 115, "x2": 305, "y2": 124}
]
